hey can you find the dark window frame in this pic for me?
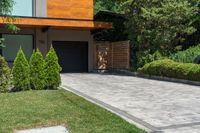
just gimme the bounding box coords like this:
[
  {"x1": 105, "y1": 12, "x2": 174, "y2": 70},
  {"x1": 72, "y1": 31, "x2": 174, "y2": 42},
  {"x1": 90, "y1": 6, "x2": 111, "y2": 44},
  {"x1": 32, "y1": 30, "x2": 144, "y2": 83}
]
[
  {"x1": 1, "y1": 33, "x2": 35, "y2": 63},
  {"x1": 0, "y1": 34, "x2": 2, "y2": 55}
]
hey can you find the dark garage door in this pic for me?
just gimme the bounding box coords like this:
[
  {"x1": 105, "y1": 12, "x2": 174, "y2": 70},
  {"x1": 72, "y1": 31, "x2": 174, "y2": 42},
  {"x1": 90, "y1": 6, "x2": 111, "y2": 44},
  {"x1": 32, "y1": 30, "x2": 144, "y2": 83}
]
[{"x1": 53, "y1": 41, "x2": 88, "y2": 73}]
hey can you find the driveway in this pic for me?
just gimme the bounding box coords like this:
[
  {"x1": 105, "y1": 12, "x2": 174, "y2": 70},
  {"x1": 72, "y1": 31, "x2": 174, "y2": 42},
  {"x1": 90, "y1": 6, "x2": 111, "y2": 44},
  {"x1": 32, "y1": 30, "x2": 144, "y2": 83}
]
[{"x1": 61, "y1": 73, "x2": 200, "y2": 133}]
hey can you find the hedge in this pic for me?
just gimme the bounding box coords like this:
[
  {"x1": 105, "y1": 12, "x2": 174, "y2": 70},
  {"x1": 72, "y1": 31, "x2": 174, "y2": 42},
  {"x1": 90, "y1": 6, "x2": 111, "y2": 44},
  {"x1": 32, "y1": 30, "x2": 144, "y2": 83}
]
[{"x1": 138, "y1": 59, "x2": 200, "y2": 81}]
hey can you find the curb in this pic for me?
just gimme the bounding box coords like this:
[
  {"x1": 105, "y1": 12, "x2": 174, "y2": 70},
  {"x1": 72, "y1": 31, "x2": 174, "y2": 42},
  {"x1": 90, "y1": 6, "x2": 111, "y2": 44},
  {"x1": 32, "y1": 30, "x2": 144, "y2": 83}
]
[
  {"x1": 61, "y1": 85, "x2": 158, "y2": 133},
  {"x1": 92, "y1": 69, "x2": 200, "y2": 86}
]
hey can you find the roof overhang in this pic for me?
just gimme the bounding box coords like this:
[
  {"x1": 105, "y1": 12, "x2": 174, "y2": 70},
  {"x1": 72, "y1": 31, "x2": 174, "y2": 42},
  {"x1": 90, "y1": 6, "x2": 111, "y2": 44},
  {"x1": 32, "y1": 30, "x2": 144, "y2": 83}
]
[{"x1": 0, "y1": 17, "x2": 112, "y2": 30}]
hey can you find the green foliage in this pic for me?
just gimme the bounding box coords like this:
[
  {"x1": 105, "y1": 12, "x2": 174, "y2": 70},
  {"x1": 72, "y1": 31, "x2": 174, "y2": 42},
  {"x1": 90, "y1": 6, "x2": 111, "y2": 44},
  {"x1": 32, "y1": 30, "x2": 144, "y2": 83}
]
[
  {"x1": 120, "y1": 0, "x2": 199, "y2": 70},
  {"x1": 12, "y1": 48, "x2": 30, "y2": 91},
  {"x1": 94, "y1": 11, "x2": 128, "y2": 42},
  {"x1": 137, "y1": 50, "x2": 165, "y2": 68},
  {"x1": 45, "y1": 46, "x2": 62, "y2": 89},
  {"x1": 138, "y1": 59, "x2": 200, "y2": 81},
  {"x1": 94, "y1": 1, "x2": 125, "y2": 41},
  {"x1": 122, "y1": 0, "x2": 198, "y2": 49},
  {"x1": 94, "y1": 0, "x2": 121, "y2": 14},
  {"x1": 29, "y1": 49, "x2": 46, "y2": 90},
  {"x1": 0, "y1": 55, "x2": 12, "y2": 93},
  {"x1": 0, "y1": 90, "x2": 146, "y2": 133},
  {"x1": 0, "y1": 0, "x2": 14, "y2": 15},
  {"x1": 170, "y1": 45, "x2": 200, "y2": 63},
  {"x1": 0, "y1": 38, "x2": 5, "y2": 48},
  {"x1": 0, "y1": 0, "x2": 19, "y2": 33},
  {"x1": 0, "y1": 0, "x2": 18, "y2": 48}
]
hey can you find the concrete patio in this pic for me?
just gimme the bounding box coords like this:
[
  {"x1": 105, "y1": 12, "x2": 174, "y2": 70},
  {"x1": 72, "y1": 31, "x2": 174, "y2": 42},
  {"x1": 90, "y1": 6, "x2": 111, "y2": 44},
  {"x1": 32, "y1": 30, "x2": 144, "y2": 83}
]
[{"x1": 61, "y1": 73, "x2": 200, "y2": 133}]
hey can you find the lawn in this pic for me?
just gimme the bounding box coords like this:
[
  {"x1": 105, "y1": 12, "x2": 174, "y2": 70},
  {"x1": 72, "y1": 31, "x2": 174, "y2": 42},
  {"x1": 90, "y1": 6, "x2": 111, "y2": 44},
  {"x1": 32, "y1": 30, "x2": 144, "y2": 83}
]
[{"x1": 0, "y1": 89, "x2": 145, "y2": 133}]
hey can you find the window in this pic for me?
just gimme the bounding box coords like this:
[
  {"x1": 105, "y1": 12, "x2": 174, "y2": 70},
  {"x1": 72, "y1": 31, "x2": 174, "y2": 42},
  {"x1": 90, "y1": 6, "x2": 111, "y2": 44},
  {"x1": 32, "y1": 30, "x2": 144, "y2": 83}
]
[
  {"x1": 2, "y1": 34, "x2": 33, "y2": 64},
  {"x1": 12, "y1": 0, "x2": 33, "y2": 17}
]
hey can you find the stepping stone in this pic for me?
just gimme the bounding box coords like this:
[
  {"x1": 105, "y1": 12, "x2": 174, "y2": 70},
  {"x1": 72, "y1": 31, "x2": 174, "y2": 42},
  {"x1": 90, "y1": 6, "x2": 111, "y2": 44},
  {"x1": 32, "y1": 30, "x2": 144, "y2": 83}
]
[{"x1": 15, "y1": 125, "x2": 68, "y2": 133}]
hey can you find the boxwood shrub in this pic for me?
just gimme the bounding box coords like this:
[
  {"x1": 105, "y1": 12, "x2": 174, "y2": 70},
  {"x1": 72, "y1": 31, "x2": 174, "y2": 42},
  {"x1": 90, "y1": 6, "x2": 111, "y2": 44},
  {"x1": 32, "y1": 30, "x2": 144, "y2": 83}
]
[{"x1": 138, "y1": 59, "x2": 200, "y2": 81}]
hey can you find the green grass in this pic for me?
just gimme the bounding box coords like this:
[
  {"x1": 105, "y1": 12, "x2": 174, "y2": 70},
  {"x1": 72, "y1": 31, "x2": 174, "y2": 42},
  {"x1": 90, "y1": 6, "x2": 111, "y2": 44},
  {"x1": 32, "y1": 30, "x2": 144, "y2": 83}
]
[{"x1": 0, "y1": 90, "x2": 145, "y2": 133}]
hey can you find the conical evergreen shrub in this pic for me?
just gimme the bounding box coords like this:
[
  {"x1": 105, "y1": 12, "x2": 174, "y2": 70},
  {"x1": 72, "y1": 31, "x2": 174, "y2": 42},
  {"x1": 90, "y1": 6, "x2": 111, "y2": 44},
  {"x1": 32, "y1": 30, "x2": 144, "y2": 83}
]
[
  {"x1": 45, "y1": 46, "x2": 62, "y2": 89},
  {"x1": 30, "y1": 49, "x2": 46, "y2": 90},
  {"x1": 12, "y1": 48, "x2": 30, "y2": 91},
  {"x1": 0, "y1": 55, "x2": 12, "y2": 93}
]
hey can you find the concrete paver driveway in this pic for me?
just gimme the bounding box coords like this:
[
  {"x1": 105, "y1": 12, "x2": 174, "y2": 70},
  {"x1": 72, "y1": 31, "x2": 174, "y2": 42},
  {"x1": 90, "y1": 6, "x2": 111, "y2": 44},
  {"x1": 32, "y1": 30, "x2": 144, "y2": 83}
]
[{"x1": 61, "y1": 73, "x2": 200, "y2": 133}]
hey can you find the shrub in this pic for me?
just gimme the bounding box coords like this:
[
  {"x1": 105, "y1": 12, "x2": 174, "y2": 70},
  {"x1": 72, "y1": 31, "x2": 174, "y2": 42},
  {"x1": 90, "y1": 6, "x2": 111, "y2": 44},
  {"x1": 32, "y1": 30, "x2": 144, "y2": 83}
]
[
  {"x1": 12, "y1": 48, "x2": 30, "y2": 91},
  {"x1": 138, "y1": 59, "x2": 200, "y2": 82},
  {"x1": 29, "y1": 49, "x2": 46, "y2": 90},
  {"x1": 138, "y1": 50, "x2": 165, "y2": 68},
  {"x1": 0, "y1": 56, "x2": 12, "y2": 92},
  {"x1": 45, "y1": 46, "x2": 62, "y2": 89},
  {"x1": 170, "y1": 44, "x2": 200, "y2": 63}
]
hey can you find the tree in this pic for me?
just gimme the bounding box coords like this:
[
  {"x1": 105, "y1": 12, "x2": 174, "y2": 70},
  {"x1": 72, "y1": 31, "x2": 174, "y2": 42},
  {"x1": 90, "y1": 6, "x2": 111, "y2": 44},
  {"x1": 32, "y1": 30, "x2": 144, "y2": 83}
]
[
  {"x1": 0, "y1": 0, "x2": 19, "y2": 48},
  {"x1": 0, "y1": 0, "x2": 14, "y2": 15},
  {"x1": 0, "y1": 55, "x2": 12, "y2": 93},
  {"x1": 45, "y1": 46, "x2": 62, "y2": 89},
  {"x1": 120, "y1": 0, "x2": 199, "y2": 68},
  {"x1": 29, "y1": 49, "x2": 46, "y2": 90},
  {"x1": 123, "y1": 0, "x2": 198, "y2": 49},
  {"x1": 94, "y1": 0, "x2": 121, "y2": 14},
  {"x1": 12, "y1": 48, "x2": 30, "y2": 91}
]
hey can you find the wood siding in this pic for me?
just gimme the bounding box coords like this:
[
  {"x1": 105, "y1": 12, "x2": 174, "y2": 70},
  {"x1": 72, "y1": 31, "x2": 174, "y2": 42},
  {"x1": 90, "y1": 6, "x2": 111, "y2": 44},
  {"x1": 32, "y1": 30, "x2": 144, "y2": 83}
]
[
  {"x1": 95, "y1": 41, "x2": 130, "y2": 70},
  {"x1": 47, "y1": 0, "x2": 94, "y2": 20},
  {"x1": 0, "y1": 17, "x2": 112, "y2": 29}
]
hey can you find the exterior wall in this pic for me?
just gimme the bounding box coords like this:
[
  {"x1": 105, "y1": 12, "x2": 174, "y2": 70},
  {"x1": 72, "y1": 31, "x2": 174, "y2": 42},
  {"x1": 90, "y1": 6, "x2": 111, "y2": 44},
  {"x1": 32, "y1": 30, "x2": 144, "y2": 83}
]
[
  {"x1": 95, "y1": 42, "x2": 112, "y2": 69},
  {"x1": 35, "y1": 0, "x2": 47, "y2": 17},
  {"x1": 112, "y1": 41, "x2": 130, "y2": 69},
  {"x1": 47, "y1": 0, "x2": 94, "y2": 20},
  {"x1": 0, "y1": 27, "x2": 94, "y2": 72},
  {"x1": 13, "y1": 0, "x2": 93, "y2": 20},
  {"x1": 35, "y1": 28, "x2": 48, "y2": 57},
  {"x1": 45, "y1": 29, "x2": 94, "y2": 71},
  {"x1": 0, "y1": 28, "x2": 35, "y2": 35},
  {"x1": 95, "y1": 41, "x2": 130, "y2": 70}
]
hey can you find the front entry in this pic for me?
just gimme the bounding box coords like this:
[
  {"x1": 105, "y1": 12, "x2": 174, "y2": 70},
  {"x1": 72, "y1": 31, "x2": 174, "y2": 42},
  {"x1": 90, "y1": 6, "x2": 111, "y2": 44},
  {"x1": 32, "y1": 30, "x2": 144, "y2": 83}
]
[{"x1": 53, "y1": 41, "x2": 88, "y2": 73}]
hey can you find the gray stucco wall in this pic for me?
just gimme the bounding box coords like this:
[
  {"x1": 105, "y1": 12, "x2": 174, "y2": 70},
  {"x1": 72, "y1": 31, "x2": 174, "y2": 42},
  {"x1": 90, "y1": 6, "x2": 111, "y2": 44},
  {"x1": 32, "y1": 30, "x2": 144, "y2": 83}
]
[
  {"x1": 35, "y1": 28, "x2": 48, "y2": 57},
  {"x1": 36, "y1": 28, "x2": 94, "y2": 72},
  {"x1": 0, "y1": 27, "x2": 94, "y2": 72}
]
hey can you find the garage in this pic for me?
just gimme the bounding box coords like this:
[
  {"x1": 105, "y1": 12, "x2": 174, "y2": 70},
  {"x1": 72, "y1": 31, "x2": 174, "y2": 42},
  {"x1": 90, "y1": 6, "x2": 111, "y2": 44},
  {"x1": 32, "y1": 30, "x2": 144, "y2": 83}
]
[{"x1": 53, "y1": 41, "x2": 88, "y2": 73}]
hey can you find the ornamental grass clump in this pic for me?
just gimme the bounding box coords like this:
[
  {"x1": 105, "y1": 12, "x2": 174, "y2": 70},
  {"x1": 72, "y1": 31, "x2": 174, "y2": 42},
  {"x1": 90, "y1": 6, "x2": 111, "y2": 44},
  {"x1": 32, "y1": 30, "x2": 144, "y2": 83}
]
[
  {"x1": 0, "y1": 55, "x2": 12, "y2": 93},
  {"x1": 170, "y1": 45, "x2": 200, "y2": 63},
  {"x1": 29, "y1": 49, "x2": 46, "y2": 90},
  {"x1": 45, "y1": 46, "x2": 62, "y2": 89},
  {"x1": 12, "y1": 48, "x2": 30, "y2": 91}
]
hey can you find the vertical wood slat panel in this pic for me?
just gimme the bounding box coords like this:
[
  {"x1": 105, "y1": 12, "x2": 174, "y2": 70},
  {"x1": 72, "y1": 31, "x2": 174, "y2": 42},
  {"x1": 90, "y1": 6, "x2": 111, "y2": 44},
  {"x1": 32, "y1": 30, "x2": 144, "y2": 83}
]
[{"x1": 94, "y1": 41, "x2": 130, "y2": 70}]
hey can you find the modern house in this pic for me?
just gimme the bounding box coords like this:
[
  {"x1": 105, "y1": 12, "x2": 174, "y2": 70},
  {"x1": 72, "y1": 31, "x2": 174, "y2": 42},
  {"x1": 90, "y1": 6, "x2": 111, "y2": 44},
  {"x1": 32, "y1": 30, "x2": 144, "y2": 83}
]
[{"x1": 0, "y1": 0, "x2": 112, "y2": 73}]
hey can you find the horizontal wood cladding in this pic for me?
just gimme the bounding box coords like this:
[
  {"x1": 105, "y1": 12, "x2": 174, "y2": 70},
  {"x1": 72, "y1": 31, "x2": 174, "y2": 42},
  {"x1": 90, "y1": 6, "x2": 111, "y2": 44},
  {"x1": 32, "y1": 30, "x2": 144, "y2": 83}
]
[
  {"x1": 47, "y1": 0, "x2": 94, "y2": 20},
  {"x1": 0, "y1": 17, "x2": 112, "y2": 29}
]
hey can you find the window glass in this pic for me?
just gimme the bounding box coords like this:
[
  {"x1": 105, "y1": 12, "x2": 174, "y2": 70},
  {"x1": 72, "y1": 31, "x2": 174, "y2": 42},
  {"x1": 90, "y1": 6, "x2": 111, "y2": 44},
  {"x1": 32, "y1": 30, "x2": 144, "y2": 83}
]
[
  {"x1": 2, "y1": 34, "x2": 33, "y2": 62},
  {"x1": 12, "y1": 0, "x2": 33, "y2": 16}
]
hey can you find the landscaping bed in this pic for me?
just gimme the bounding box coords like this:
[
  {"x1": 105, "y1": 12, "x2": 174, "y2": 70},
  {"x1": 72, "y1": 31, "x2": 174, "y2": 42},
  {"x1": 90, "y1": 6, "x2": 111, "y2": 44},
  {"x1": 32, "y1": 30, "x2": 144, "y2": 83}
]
[
  {"x1": 138, "y1": 59, "x2": 200, "y2": 82},
  {"x1": 0, "y1": 90, "x2": 145, "y2": 133}
]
